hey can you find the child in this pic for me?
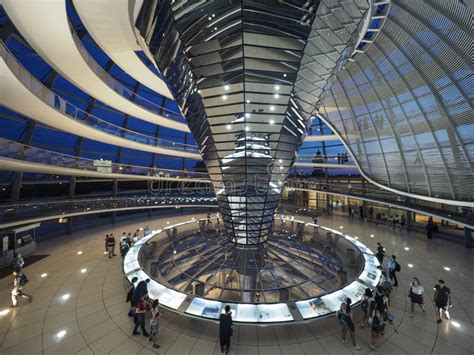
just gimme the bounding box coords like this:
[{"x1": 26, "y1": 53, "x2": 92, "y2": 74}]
[{"x1": 149, "y1": 300, "x2": 161, "y2": 348}]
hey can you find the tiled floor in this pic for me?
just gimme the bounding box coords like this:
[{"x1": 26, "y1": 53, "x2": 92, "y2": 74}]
[{"x1": 0, "y1": 212, "x2": 472, "y2": 354}]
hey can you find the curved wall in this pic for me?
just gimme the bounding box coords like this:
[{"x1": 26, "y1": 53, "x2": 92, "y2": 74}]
[{"x1": 319, "y1": 0, "x2": 473, "y2": 203}]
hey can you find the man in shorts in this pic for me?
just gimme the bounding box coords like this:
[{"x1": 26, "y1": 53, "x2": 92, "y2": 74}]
[{"x1": 434, "y1": 280, "x2": 451, "y2": 323}]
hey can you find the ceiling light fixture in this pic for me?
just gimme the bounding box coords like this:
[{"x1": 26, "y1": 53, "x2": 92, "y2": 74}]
[
  {"x1": 222, "y1": 95, "x2": 227, "y2": 100},
  {"x1": 274, "y1": 93, "x2": 279, "y2": 98},
  {"x1": 269, "y1": 120, "x2": 275, "y2": 125},
  {"x1": 224, "y1": 85, "x2": 230, "y2": 91},
  {"x1": 226, "y1": 125, "x2": 231, "y2": 130},
  {"x1": 270, "y1": 106, "x2": 275, "y2": 111},
  {"x1": 274, "y1": 85, "x2": 280, "y2": 90}
]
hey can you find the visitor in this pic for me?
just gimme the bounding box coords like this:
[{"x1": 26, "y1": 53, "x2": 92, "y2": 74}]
[
  {"x1": 369, "y1": 308, "x2": 384, "y2": 351},
  {"x1": 373, "y1": 285, "x2": 391, "y2": 323},
  {"x1": 149, "y1": 299, "x2": 161, "y2": 349},
  {"x1": 216, "y1": 211, "x2": 221, "y2": 225},
  {"x1": 290, "y1": 213, "x2": 295, "y2": 225},
  {"x1": 104, "y1": 234, "x2": 109, "y2": 254},
  {"x1": 368, "y1": 207, "x2": 374, "y2": 221},
  {"x1": 392, "y1": 215, "x2": 399, "y2": 230},
  {"x1": 11, "y1": 271, "x2": 32, "y2": 307},
  {"x1": 127, "y1": 232, "x2": 133, "y2": 247},
  {"x1": 337, "y1": 298, "x2": 361, "y2": 351},
  {"x1": 375, "y1": 243, "x2": 385, "y2": 265},
  {"x1": 360, "y1": 288, "x2": 374, "y2": 328},
  {"x1": 387, "y1": 255, "x2": 400, "y2": 287},
  {"x1": 337, "y1": 153, "x2": 341, "y2": 165},
  {"x1": 426, "y1": 218, "x2": 436, "y2": 239},
  {"x1": 408, "y1": 277, "x2": 426, "y2": 317},
  {"x1": 121, "y1": 232, "x2": 127, "y2": 243},
  {"x1": 359, "y1": 205, "x2": 364, "y2": 219},
  {"x1": 144, "y1": 225, "x2": 150, "y2": 236},
  {"x1": 219, "y1": 305, "x2": 233, "y2": 354},
  {"x1": 132, "y1": 296, "x2": 150, "y2": 337},
  {"x1": 106, "y1": 234, "x2": 116, "y2": 258},
  {"x1": 400, "y1": 215, "x2": 406, "y2": 230},
  {"x1": 132, "y1": 278, "x2": 151, "y2": 303},
  {"x1": 126, "y1": 276, "x2": 138, "y2": 317},
  {"x1": 280, "y1": 212, "x2": 285, "y2": 227},
  {"x1": 375, "y1": 212, "x2": 381, "y2": 225},
  {"x1": 312, "y1": 216, "x2": 318, "y2": 233},
  {"x1": 380, "y1": 270, "x2": 393, "y2": 304},
  {"x1": 434, "y1": 280, "x2": 452, "y2": 323},
  {"x1": 207, "y1": 212, "x2": 212, "y2": 226},
  {"x1": 13, "y1": 252, "x2": 24, "y2": 272},
  {"x1": 120, "y1": 239, "x2": 130, "y2": 258},
  {"x1": 133, "y1": 229, "x2": 140, "y2": 243}
]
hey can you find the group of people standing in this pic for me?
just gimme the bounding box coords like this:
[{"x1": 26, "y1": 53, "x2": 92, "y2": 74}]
[
  {"x1": 105, "y1": 227, "x2": 151, "y2": 259},
  {"x1": 339, "y1": 242, "x2": 453, "y2": 350},
  {"x1": 126, "y1": 278, "x2": 161, "y2": 349}
]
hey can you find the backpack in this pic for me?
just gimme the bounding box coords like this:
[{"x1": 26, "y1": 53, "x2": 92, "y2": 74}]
[
  {"x1": 361, "y1": 299, "x2": 369, "y2": 312},
  {"x1": 395, "y1": 262, "x2": 401, "y2": 272},
  {"x1": 19, "y1": 273, "x2": 29, "y2": 286},
  {"x1": 382, "y1": 279, "x2": 392, "y2": 292}
]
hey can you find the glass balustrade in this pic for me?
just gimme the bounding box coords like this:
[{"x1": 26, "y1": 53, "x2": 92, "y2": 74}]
[
  {"x1": 1, "y1": 42, "x2": 198, "y2": 154},
  {"x1": 0, "y1": 138, "x2": 209, "y2": 180}
]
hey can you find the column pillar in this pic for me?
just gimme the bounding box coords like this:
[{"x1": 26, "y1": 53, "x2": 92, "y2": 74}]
[
  {"x1": 112, "y1": 179, "x2": 118, "y2": 223},
  {"x1": 464, "y1": 227, "x2": 472, "y2": 249},
  {"x1": 406, "y1": 211, "x2": 412, "y2": 231}
]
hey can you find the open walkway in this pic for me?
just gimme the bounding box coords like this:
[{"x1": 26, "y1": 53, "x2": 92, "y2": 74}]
[{"x1": 0, "y1": 213, "x2": 471, "y2": 354}]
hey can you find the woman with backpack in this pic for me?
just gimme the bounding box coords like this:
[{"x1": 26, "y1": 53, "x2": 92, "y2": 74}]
[
  {"x1": 360, "y1": 288, "x2": 374, "y2": 328},
  {"x1": 408, "y1": 277, "x2": 426, "y2": 317},
  {"x1": 337, "y1": 298, "x2": 361, "y2": 351}
]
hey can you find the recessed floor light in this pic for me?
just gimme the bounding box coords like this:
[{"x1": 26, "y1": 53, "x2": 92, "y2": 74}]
[
  {"x1": 0, "y1": 309, "x2": 10, "y2": 316},
  {"x1": 56, "y1": 330, "x2": 67, "y2": 338},
  {"x1": 81, "y1": 269, "x2": 87, "y2": 274},
  {"x1": 77, "y1": 251, "x2": 83, "y2": 255},
  {"x1": 41, "y1": 273, "x2": 48, "y2": 278},
  {"x1": 62, "y1": 294, "x2": 70, "y2": 301},
  {"x1": 451, "y1": 321, "x2": 461, "y2": 328},
  {"x1": 408, "y1": 264, "x2": 414, "y2": 268},
  {"x1": 444, "y1": 266, "x2": 451, "y2": 271},
  {"x1": 404, "y1": 247, "x2": 410, "y2": 251},
  {"x1": 166, "y1": 221, "x2": 170, "y2": 224},
  {"x1": 339, "y1": 226, "x2": 343, "y2": 229},
  {"x1": 354, "y1": 237, "x2": 359, "y2": 240},
  {"x1": 370, "y1": 234, "x2": 374, "y2": 238}
]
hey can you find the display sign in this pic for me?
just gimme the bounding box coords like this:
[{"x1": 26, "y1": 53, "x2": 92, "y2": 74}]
[{"x1": 93, "y1": 159, "x2": 112, "y2": 173}]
